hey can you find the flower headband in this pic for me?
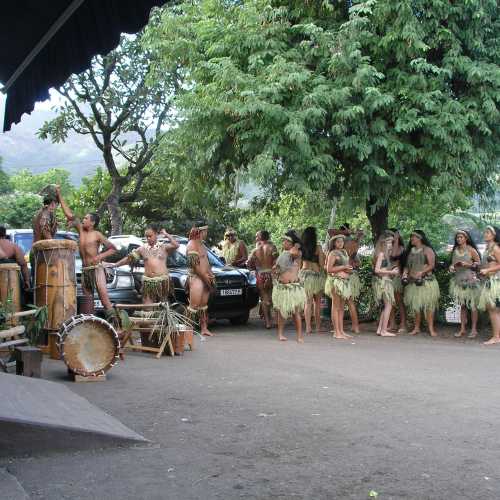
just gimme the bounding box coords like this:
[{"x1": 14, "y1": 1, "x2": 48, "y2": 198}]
[{"x1": 411, "y1": 231, "x2": 423, "y2": 240}]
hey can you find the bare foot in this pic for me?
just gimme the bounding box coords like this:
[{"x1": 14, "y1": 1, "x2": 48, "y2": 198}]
[
  {"x1": 279, "y1": 335, "x2": 288, "y2": 342},
  {"x1": 429, "y1": 331, "x2": 438, "y2": 337},
  {"x1": 454, "y1": 331, "x2": 465, "y2": 338},
  {"x1": 343, "y1": 332, "x2": 353, "y2": 339},
  {"x1": 409, "y1": 330, "x2": 420, "y2": 336},
  {"x1": 202, "y1": 330, "x2": 214, "y2": 337},
  {"x1": 398, "y1": 327, "x2": 408, "y2": 334},
  {"x1": 468, "y1": 331, "x2": 478, "y2": 339},
  {"x1": 334, "y1": 334, "x2": 349, "y2": 340},
  {"x1": 306, "y1": 330, "x2": 312, "y2": 336},
  {"x1": 380, "y1": 331, "x2": 396, "y2": 337},
  {"x1": 483, "y1": 337, "x2": 500, "y2": 345},
  {"x1": 376, "y1": 331, "x2": 381, "y2": 336},
  {"x1": 297, "y1": 338, "x2": 304, "y2": 344}
]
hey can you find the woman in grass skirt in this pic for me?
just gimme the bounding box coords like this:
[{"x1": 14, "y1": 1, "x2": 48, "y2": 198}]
[
  {"x1": 373, "y1": 232, "x2": 400, "y2": 337},
  {"x1": 478, "y1": 226, "x2": 500, "y2": 345},
  {"x1": 449, "y1": 230, "x2": 481, "y2": 338},
  {"x1": 325, "y1": 234, "x2": 353, "y2": 339},
  {"x1": 388, "y1": 228, "x2": 407, "y2": 333},
  {"x1": 272, "y1": 231, "x2": 306, "y2": 342},
  {"x1": 402, "y1": 230, "x2": 440, "y2": 337},
  {"x1": 299, "y1": 226, "x2": 326, "y2": 335}
]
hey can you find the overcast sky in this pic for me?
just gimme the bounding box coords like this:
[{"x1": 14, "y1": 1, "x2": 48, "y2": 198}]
[{"x1": 0, "y1": 91, "x2": 103, "y2": 185}]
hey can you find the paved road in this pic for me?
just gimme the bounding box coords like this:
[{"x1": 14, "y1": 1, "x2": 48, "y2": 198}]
[{"x1": 1, "y1": 321, "x2": 500, "y2": 499}]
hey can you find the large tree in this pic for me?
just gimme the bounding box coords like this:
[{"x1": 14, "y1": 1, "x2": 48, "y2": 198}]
[
  {"x1": 39, "y1": 30, "x2": 180, "y2": 235},
  {"x1": 148, "y1": 0, "x2": 500, "y2": 239}
]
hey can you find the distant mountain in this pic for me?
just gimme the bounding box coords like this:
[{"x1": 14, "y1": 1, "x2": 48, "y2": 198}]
[{"x1": 0, "y1": 95, "x2": 102, "y2": 186}]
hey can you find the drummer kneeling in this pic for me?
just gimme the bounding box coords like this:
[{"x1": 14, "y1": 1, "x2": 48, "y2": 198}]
[{"x1": 112, "y1": 224, "x2": 179, "y2": 304}]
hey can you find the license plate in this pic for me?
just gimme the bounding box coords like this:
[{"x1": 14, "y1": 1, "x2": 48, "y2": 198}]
[
  {"x1": 220, "y1": 289, "x2": 242, "y2": 296},
  {"x1": 94, "y1": 299, "x2": 103, "y2": 309}
]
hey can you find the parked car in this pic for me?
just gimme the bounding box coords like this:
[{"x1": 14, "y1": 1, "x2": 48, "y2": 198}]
[{"x1": 113, "y1": 235, "x2": 259, "y2": 324}]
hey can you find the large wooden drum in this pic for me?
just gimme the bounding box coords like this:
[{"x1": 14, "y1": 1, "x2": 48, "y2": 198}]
[
  {"x1": 32, "y1": 239, "x2": 77, "y2": 331},
  {"x1": 58, "y1": 314, "x2": 120, "y2": 377},
  {"x1": 0, "y1": 263, "x2": 21, "y2": 315}
]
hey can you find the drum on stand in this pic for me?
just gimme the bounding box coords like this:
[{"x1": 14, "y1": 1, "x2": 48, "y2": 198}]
[
  {"x1": 32, "y1": 239, "x2": 77, "y2": 331},
  {"x1": 58, "y1": 314, "x2": 120, "y2": 377},
  {"x1": 0, "y1": 263, "x2": 21, "y2": 322}
]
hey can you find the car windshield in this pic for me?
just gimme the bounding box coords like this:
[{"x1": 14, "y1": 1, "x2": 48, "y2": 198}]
[
  {"x1": 170, "y1": 243, "x2": 224, "y2": 268},
  {"x1": 13, "y1": 231, "x2": 80, "y2": 258}
]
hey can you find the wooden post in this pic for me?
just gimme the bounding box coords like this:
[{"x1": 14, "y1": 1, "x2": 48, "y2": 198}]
[{"x1": 14, "y1": 346, "x2": 43, "y2": 378}]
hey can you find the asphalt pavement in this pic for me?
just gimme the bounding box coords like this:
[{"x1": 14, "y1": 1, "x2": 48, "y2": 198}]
[{"x1": 1, "y1": 320, "x2": 500, "y2": 500}]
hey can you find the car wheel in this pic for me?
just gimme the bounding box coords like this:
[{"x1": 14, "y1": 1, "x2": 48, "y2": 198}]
[{"x1": 229, "y1": 310, "x2": 250, "y2": 325}]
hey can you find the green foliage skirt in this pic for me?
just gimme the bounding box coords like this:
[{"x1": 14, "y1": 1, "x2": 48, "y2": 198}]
[
  {"x1": 372, "y1": 276, "x2": 395, "y2": 305},
  {"x1": 272, "y1": 282, "x2": 306, "y2": 319},
  {"x1": 449, "y1": 277, "x2": 480, "y2": 310},
  {"x1": 299, "y1": 269, "x2": 326, "y2": 299},
  {"x1": 404, "y1": 276, "x2": 440, "y2": 314},
  {"x1": 349, "y1": 272, "x2": 361, "y2": 299},
  {"x1": 324, "y1": 275, "x2": 352, "y2": 300},
  {"x1": 478, "y1": 277, "x2": 500, "y2": 311}
]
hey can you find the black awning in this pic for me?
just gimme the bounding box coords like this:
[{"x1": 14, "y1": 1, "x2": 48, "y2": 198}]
[{"x1": 0, "y1": 0, "x2": 167, "y2": 132}]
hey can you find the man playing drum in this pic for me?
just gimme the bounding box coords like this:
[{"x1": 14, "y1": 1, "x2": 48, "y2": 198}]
[
  {"x1": 186, "y1": 223, "x2": 215, "y2": 336},
  {"x1": 0, "y1": 226, "x2": 30, "y2": 290},
  {"x1": 58, "y1": 188, "x2": 117, "y2": 318},
  {"x1": 112, "y1": 224, "x2": 179, "y2": 304},
  {"x1": 32, "y1": 188, "x2": 59, "y2": 243}
]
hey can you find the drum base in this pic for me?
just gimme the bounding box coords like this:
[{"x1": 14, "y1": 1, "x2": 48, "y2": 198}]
[{"x1": 71, "y1": 372, "x2": 107, "y2": 383}]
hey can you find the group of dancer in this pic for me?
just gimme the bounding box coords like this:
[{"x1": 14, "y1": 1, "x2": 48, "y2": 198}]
[
  {"x1": 246, "y1": 225, "x2": 500, "y2": 346},
  {"x1": 3, "y1": 185, "x2": 500, "y2": 346}
]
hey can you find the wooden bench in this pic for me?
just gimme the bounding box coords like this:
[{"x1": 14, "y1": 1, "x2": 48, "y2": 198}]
[{"x1": 0, "y1": 325, "x2": 28, "y2": 372}]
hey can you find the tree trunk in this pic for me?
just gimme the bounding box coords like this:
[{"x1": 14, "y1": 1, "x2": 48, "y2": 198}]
[
  {"x1": 107, "y1": 186, "x2": 123, "y2": 236},
  {"x1": 366, "y1": 198, "x2": 388, "y2": 243}
]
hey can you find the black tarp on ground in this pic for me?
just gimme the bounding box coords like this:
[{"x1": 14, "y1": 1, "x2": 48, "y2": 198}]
[{"x1": 0, "y1": 0, "x2": 167, "y2": 132}]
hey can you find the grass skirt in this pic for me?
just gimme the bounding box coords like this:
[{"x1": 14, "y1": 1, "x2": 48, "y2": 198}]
[
  {"x1": 272, "y1": 282, "x2": 306, "y2": 318},
  {"x1": 392, "y1": 275, "x2": 403, "y2": 294},
  {"x1": 143, "y1": 275, "x2": 171, "y2": 302},
  {"x1": 299, "y1": 269, "x2": 326, "y2": 299},
  {"x1": 449, "y1": 277, "x2": 480, "y2": 310},
  {"x1": 478, "y1": 277, "x2": 500, "y2": 311},
  {"x1": 404, "y1": 276, "x2": 440, "y2": 314},
  {"x1": 349, "y1": 272, "x2": 361, "y2": 299},
  {"x1": 373, "y1": 276, "x2": 395, "y2": 305},
  {"x1": 325, "y1": 275, "x2": 352, "y2": 300}
]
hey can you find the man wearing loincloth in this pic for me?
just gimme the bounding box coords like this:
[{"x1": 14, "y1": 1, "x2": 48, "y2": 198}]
[
  {"x1": 221, "y1": 228, "x2": 248, "y2": 267},
  {"x1": 0, "y1": 226, "x2": 30, "y2": 290},
  {"x1": 58, "y1": 189, "x2": 117, "y2": 318},
  {"x1": 186, "y1": 223, "x2": 215, "y2": 336},
  {"x1": 272, "y1": 231, "x2": 306, "y2": 343},
  {"x1": 113, "y1": 224, "x2": 179, "y2": 304},
  {"x1": 247, "y1": 230, "x2": 278, "y2": 329}
]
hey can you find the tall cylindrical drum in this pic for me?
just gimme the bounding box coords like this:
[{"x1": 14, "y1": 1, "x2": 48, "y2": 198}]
[
  {"x1": 0, "y1": 263, "x2": 21, "y2": 316},
  {"x1": 32, "y1": 239, "x2": 77, "y2": 331}
]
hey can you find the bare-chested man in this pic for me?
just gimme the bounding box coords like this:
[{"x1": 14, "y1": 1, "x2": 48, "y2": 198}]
[
  {"x1": 113, "y1": 224, "x2": 179, "y2": 304},
  {"x1": 58, "y1": 188, "x2": 117, "y2": 317},
  {"x1": 247, "y1": 230, "x2": 278, "y2": 329},
  {"x1": 186, "y1": 223, "x2": 215, "y2": 336},
  {"x1": 0, "y1": 226, "x2": 30, "y2": 290},
  {"x1": 32, "y1": 189, "x2": 59, "y2": 243},
  {"x1": 221, "y1": 228, "x2": 248, "y2": 267},
  {"x1": 272, "y1": 231, "x2": 306, "y2": 343}
]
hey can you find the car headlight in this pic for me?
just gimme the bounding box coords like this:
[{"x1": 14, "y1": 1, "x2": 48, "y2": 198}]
[
  {"x1": 116, "y1": 274, "x2": 133, "y2": 288},
  {"x1": 247, "y1": 272, "x2": 256, "y2": 286},
  {"x1": 179, "y1": 275, "x2": 187, "y2": 288}
]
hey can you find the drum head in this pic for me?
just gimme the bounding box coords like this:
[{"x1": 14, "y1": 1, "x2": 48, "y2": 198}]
[{"x1": 59, "y1": 315, "x2": 119, "y2": 377}]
